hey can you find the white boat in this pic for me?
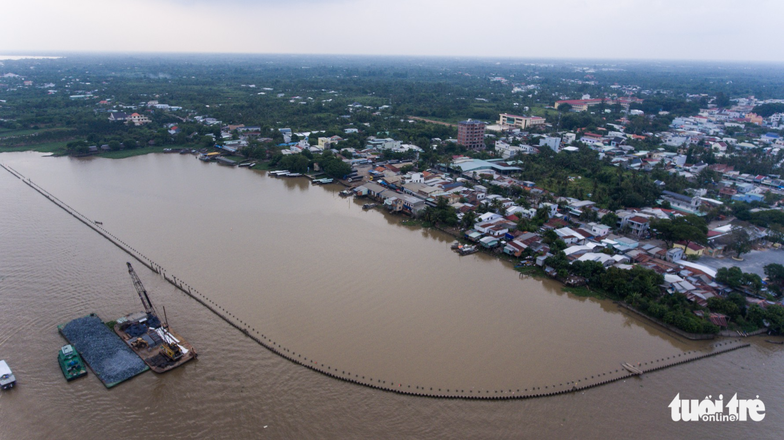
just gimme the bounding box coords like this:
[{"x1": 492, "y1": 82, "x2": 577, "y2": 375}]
[
  {"x1": 0, "y1": 360, "x2": 16, "y2": 390},
  {"x1": 458, "y1": 245, "x2": 478, "y2": 255}
]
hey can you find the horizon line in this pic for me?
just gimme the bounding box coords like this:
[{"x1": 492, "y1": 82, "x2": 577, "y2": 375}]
[{"x1": 1, "y1": 50, "x2": 784, "y2": 66}]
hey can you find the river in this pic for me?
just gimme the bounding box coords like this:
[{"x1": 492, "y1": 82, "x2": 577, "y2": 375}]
[{"x1": 0, "y1": 151, "x2": 780, "y2": 438}]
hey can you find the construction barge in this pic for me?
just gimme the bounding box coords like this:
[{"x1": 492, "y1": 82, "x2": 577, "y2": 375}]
[
  {"x1": 59, "y1": 313, "x2": 149, "y2": 388},
  {"x1": 114, "y1": 262, "x2": 197, "y2": 373}
]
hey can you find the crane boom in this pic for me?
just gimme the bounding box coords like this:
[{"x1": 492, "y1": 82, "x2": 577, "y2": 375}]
[{"x1": 127, "y1": 262, "x2": 156, "y2": 317}]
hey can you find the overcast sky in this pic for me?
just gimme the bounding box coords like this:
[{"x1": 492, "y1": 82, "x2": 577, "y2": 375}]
[{"x1": 2, "y1": 0, "x2": 782, "y2": 62}]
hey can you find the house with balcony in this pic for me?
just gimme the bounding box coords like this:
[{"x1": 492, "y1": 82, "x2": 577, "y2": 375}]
[
  {"x1": 624, "y1": 215, "x2": 651, "y2": 237},
  {"x1": 661, "y1": 190, "x2": 701, "y2": 214}
]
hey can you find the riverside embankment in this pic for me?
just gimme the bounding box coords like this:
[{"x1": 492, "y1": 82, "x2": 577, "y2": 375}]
[
  {"x1": 3, "y1": 152, "x2": 783, "y2": 439},
  {"x1": 1, "y1": 157, "x2": 754, "y2": 400}
]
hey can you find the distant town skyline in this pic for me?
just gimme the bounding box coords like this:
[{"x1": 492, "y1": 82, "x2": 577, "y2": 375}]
[{"x1": 2, "y1": 0, "x2": 783, "y2": 62}]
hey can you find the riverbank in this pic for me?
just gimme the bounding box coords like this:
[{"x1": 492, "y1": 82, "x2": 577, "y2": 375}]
[
  {"x1": 7, "y1": 143, "x2": 759, "y2": 342},
  {"x1": 0, "y1": 140, "x2": 194, "y2": 159},
  {"x1": 0, "y1": 161, "x2": 753, "y2": 400},
  {"x1": 0, "y1": 140, "x2": 69, "y2": 154}
]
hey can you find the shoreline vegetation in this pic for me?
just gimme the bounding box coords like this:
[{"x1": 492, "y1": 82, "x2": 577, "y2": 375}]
[
  {"x1": 400, "y1": 221, "x2": 770, "y2": 339},
  {"x1": 0, "y1": 141, "x2": 172, "y2": 159}
]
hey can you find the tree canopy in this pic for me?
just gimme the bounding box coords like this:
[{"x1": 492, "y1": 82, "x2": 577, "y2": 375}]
[{"x1": 650, "y1": 215, "x2": 707, "y2": 248}]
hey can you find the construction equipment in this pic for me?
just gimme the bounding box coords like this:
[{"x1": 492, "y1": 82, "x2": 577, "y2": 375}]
[
  {"x1": 120, "y1": 262, "x2": 195, "y2": 372},
  {"x1": 159, "y1": 341, "x2": 183, "y2": 362},
  {"x1": 127, "y1": 262, "x2": 157, "y2": 317}
]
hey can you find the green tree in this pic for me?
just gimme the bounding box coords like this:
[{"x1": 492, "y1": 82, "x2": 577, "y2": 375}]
[
  {"x1": 122, "y1": 139, "x2": 138, "y2": 150},
  {"x1": 651, "y1": 215, "x2": 707, "y2": 249},
  {"x1": 724, "y1": 227, "x2": 752, "y2": 259},
  {"x1": 321, "y1": 156, "x2": 352, "y2": 179},
  {"x1": 278, "y1": 154, "x2": 310, "y2": 173},
  {"x1": 764, "y1": 305, "x2": 784, "y2": 334},
  {"x1": 707, "y1": 296, "x2": 740, "y2": 321},
  {"x1": 557, "y1": 103, "x2": 573, "y2": 113},
  {"x1": 600, "y1": 212, "x2": 619, "y2": 228},
  {"x1": 542, "y1": 229, "x2": 559, "y2": 245},
  {"x1": 765, "y1": 263, "x2": 784, "y2": 295},
  {"x1": 714, "y1": 92, "x2": 731, "y2": 108},
  {"x1": 65, "y1": 140, "x2": 88, "y2": 155},
  {"x1": 716, "y1": 266, "x2": 743, "y2": 289},
  {"x1": 461, "y1": 210, "x2": 477, "y2": 229},
  {"x1": 423, "y1": 198, "x2": 458, "y2": 226}
]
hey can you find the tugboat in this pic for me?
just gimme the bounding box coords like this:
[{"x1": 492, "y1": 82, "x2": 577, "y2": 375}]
[
  {"x1": 58, "y1": 344, "x2": 88, "y2": 381},
  {"x1": 0, "y1": 360, "x2": 16, "y2": 390}
]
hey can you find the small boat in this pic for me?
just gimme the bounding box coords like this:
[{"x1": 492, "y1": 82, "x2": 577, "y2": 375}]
[
  {"x1": 621, "y1": 362, "x2": 643, "y2": 375},
  {"x1": 58, "y1": 345, "x2": 88, "y2": 381},
  {"x1": 458, "y1": 245, "x2": 478, "y2": 255},
  {"x1": 238, "y1": 162, "x2": 251, "y2": 167},
  {"x1": 362, "y1": 203, "x2": 376, "y2": 210},
  {"x1": 339, "y1": 190, "x2": 352, "y2": 197},
  {"x1": 285, "y1": 173, "x2": 302, "y2": 178},
  {"x1": 94, "y1": 220, "x2": 103, "y2": 225},
  {"x1": 451, "y1": 241, "x2": 460, "y2": 250},
  {"x1": 0, "y1": 360, "x2": 16, "y2": 390}
]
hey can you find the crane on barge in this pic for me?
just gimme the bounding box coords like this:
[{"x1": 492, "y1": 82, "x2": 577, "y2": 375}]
[
  {"x1": 126, "y1": 263, "x2": 161, "y2": 327},
  {"x1": 125, "y1": 262, "x2": 182, "y2": 361}
]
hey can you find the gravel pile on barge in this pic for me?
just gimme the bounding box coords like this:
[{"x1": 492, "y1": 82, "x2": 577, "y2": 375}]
[{"x1": 59, "y1": 314, "x2": 149, "y2": 388}]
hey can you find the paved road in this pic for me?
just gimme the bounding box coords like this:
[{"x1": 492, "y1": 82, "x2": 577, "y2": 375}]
[
  {"x1": 700, "y1": 248, "x2": 783, "y2": 278},
  {"x1": 407, "y1": 116, "x2": 457, "y2": 127}
]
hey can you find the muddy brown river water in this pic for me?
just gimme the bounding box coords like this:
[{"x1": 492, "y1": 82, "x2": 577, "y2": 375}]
[{"x1": 0, "y1": 152, "x2": 781, "y2": 438}]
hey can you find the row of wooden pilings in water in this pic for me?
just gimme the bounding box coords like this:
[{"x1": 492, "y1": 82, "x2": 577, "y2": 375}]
[{"x1": 1, "y1": 163, "x2": 753, "y2": 400}]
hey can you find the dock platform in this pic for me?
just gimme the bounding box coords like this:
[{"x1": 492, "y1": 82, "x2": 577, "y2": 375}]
[
  {"x1": 58, "y1": 314, "x2": 149, "y2": 388},
  {"x1": 114, "y1": 312, "x2": 196, "y2": 373}
]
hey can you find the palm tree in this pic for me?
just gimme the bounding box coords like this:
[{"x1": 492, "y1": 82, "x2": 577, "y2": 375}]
[{"x1": 461, "y1": 210, "x2": 477, "y2": 229}]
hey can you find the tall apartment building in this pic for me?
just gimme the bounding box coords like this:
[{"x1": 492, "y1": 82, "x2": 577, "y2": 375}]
[{"x1": 457, "y1": 120, "x2": 486, "y2": 150}]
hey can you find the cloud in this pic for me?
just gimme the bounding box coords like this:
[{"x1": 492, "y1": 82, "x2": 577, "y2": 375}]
[{"x1": 1, "y1": 0, "x2": 783, "y2": 62}]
